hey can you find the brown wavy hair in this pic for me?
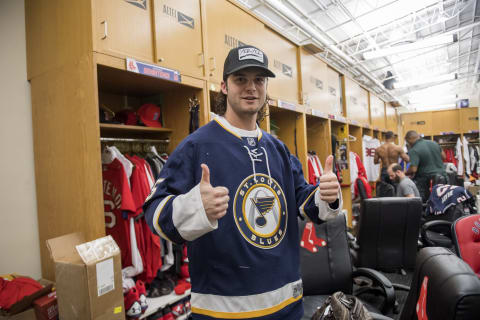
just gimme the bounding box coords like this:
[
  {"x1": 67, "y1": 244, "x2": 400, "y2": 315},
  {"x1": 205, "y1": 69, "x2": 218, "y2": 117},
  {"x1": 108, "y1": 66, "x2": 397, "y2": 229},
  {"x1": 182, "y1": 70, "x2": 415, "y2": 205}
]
[{"x1": 213, "y1": 90, "x2": 269, "y2": 123}]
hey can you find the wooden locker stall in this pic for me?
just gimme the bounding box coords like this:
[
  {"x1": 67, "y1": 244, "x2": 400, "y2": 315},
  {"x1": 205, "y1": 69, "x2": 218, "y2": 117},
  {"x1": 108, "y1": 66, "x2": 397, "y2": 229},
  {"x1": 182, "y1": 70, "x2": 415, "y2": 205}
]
[
  {"x1": 326, "y1": 67, "x2": 343, "y2": 117},
  {"x1": 26, "y1": 0, "x2": 210, "y2": 280},
  {"x1": 401, "y1": 111, "x2": 433, "y2": 136},
  {"x1": 343, "y1": 76, "x2": 369, "y2": 126},
  {"x1": 261, "y1": 27, "x2": 299, "y2": 104},
  {"x1": 269, "y1": 105, "x2": 308, "y2": 179},
  {"x1": 460, "y1": 107, "x2": 479, "y2": 133},
  {"x1": 431, "y1": 110, "x2": 460, "y2": 135},
  {"x1": 92, "y1": 0, "x2": 154, "y2": 63},
  {"x1": 369, "y1": 93, "x2": 386, "y2": 130},
  {"x1": 305, "y1": 112, "x2": 331, "y2": 179},
  {"x1": 331, "y1": 120, "x2": 352, "y2": 225},
  {"x1": 347, "y1": 124, "x2": 363, "y2": 229},
  {"x1": 204, "y1": 0, "x2": 264, "y2": 85},
  {"x1": 385, "y1": 104, "x2": 397, "y2": 133},
  {"x1": 152, "y1": 0, "x2": 206, "y2": 78},
  {"x1": 360, "y1": 126, "x2": 378, "y2": 196},
  {"x1": 299, "y1": 48, "x2": 329, "y2": 112},
  {"x1": 348, "y1": 124, "x2": 363, "y2": 157}
]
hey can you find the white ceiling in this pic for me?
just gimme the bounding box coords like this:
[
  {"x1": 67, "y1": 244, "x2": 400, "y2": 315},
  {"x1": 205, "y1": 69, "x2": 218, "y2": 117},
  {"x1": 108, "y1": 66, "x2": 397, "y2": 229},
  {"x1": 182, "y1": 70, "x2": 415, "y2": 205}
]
[{"x1": 234, "y1": 0, "x2": 480, "y2": 113}]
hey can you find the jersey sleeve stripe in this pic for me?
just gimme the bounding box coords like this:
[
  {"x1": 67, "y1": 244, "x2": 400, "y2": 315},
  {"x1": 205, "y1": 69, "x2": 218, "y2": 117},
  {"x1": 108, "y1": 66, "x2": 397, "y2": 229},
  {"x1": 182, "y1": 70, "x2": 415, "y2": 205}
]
[
  {"x1": 299, "y1": 186, "x2": 319, "y2": 218},
  {"x1": 153, "y1": 195, "x2": 175, "y2": 242}
]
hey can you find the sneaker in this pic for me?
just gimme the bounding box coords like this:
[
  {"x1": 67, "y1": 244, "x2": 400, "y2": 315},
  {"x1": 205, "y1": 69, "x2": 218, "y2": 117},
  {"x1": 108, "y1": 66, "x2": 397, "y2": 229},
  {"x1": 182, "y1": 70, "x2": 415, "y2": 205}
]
[
  {"x1": 136, "y1": 280, "x2": 148, "y2": 313},
  {"x1": 124, "y1": 287, "x2": 142, "y2": 319}
]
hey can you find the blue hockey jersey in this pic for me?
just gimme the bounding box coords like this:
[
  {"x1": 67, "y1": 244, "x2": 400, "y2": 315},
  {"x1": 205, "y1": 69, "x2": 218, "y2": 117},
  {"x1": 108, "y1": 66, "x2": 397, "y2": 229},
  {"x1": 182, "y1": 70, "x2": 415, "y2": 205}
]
[{"x1": 143, "y1": 117, "x2": 341, "y2": 320}]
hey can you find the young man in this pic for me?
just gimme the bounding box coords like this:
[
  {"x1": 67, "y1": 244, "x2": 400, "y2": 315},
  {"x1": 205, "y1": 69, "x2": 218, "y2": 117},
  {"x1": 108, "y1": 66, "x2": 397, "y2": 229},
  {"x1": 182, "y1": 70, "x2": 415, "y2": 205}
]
[
  {"x1": 387, "y1": 163, "x2": 420, "y2": 198},
  {"x1": 374, "y1": 131, "x2": 409, "y2": 184},
  {"x1": 143, "y1": 45, "x2": 342, "y2": 320},
  {"x1": 405, "y1": 130, "x2": 447, "y2": 201}
]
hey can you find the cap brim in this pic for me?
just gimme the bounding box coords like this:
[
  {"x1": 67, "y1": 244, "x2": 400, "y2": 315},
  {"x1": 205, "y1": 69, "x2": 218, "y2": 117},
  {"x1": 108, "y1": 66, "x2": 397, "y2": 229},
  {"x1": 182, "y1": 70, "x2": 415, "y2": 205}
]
[
  {"x1": 140, "y1": 116, "x2": 162, "y2": 128},
  {"x1": 225, "y1": 64, "x2": 276, "y2": 78}
]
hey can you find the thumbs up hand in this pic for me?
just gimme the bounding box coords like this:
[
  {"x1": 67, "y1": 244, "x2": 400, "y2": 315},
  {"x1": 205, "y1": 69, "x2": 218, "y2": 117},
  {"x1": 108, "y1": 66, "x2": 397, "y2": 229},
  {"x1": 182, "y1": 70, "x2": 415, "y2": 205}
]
[
  {"x1": 200, "y1": 164, "x2": 230, "y2": 223},
  {"x1": 318, "y1": 155, "x2": 340, "y2": 203}
]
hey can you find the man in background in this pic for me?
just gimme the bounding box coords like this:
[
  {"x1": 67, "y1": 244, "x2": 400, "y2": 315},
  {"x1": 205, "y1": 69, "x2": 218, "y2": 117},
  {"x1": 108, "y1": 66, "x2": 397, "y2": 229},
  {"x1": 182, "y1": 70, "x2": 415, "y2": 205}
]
[
  {"x1": 374, "y1": 131, "x2": 410, "y2": 185},
  {"x1": 387, "y1": 163, "x2": 420, "y2": 198},
  {"x1": 405, "y1": 130, "x2": 447, "y2": 202}
]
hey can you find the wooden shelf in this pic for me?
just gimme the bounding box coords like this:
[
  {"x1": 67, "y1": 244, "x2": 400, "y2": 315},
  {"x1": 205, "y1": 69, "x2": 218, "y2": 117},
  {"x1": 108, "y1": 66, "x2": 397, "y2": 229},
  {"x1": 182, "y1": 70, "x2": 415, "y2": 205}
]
[
  {"x1": 100, "y1": 123, "x2": 173, "y2": 139},
  {"x1": 100, "y1": 123, "x2": 172, "y2": 133}
]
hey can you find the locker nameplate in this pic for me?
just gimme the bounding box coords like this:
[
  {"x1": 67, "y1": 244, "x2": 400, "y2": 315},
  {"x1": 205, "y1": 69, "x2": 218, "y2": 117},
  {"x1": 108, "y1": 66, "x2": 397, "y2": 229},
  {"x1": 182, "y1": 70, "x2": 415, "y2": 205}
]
[
  {"x1": 278, "y1": 100, "x2": 297, "y2": 112},
  {"x1": 126, "y1": 58, "x2": 181, "y2": 83}
]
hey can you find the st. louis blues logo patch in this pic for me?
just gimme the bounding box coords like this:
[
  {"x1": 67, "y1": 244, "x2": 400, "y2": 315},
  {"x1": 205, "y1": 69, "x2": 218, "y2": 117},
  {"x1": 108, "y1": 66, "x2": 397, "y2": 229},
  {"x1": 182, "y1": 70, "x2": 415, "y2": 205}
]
[{"x1": 233, "y1": 174, "x2": 287, "y2": 249}]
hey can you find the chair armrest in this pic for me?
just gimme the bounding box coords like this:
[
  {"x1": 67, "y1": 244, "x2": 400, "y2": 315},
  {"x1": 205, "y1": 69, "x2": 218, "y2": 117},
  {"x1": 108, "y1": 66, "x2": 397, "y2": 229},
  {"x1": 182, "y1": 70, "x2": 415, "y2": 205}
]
[
  {"x1": 421, "y1": 220, "x2": 452, "y2": 246},
  {"x1": 392, "y1": 283, "x2": 410, "y2": 291},
  {"x1": 352, "y1": 268, "x2": 396, "y2": 314},
  {"x1": 422, "y1": 220, "x2": 452, "y2": 232}
]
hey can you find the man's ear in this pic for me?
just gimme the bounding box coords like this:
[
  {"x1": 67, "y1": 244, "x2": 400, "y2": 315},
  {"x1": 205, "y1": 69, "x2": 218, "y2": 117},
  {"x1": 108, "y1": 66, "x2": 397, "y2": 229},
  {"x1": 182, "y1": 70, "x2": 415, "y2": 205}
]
[{"x1": 221, "y1": 80, "x2": 228, "y2": 94}]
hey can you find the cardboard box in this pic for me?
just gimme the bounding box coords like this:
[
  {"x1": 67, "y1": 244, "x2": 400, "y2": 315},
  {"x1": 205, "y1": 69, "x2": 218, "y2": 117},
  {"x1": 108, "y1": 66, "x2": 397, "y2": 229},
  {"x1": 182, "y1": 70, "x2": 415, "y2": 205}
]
[
  {"x1": 0, "y1": 277, "x2": 53, "y2": 319},
  {"x1": 33, "y1": 291, "x2": 58, "y2": 320},
  {"x1": 46, "y1": 233, "x2": 124, "y2": 320}
]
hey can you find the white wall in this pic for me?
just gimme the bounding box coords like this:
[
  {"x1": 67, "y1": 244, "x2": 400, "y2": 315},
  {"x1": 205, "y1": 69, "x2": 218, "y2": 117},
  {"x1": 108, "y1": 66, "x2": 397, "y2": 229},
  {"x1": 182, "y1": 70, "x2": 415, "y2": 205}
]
[{"x1": 0, "y1": 0, "x2": 41, "y2": 278}]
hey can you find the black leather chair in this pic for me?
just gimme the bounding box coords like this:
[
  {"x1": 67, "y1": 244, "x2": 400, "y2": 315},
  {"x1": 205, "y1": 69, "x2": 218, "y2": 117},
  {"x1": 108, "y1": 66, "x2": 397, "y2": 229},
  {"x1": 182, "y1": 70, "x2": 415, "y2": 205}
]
[
  {"x1": 355, "y1": 197, "x2": 422, "y2": 272},
  {"x1": 420, "y1": 202, "x2": 466, "y2": 249},
  {"x1": 399, "y1": 247, "x2": 480, "y2": 320},
  {"x1": 299, "y1": 214, "x2": 397, "y2": 320}
]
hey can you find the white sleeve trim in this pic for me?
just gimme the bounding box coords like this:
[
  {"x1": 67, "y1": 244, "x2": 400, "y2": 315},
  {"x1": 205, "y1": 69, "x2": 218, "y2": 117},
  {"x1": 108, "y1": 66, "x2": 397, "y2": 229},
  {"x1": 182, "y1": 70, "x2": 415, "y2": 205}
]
[
  {"x1": 172, "y1": 183, "x2": 218, "y2": 241},
  {"x1": 315, "y1": 187, "x2": 343, "y2": 221}
]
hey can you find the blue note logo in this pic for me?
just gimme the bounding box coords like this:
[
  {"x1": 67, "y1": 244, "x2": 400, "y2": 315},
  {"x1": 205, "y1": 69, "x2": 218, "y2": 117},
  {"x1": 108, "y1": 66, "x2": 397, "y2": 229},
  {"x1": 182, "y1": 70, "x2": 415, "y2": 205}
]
[
  {"x1": 234, "y1": 174, "x2": 287, "y2": 249},
  {"x1": 163, "y1": 5, "x2": 195, "y2": 29},
  {"x1": 282, "y1": 64, "x2": 293, "y2": 77},
  {"x1": 124, "y1": 0, "x2": 147, "y2": 10},
  {"x1": 178, "y1": 12, "x2": 194, "y2": 29}
]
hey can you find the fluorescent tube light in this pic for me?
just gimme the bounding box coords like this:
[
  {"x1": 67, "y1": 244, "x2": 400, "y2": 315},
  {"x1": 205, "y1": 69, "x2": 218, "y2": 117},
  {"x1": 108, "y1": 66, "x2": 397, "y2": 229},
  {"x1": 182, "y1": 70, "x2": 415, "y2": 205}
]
[
  {"x1": 363, "y1": 34, "x2": 457, "y2": 60},
  {"x1": 408, "y1": 103, "x2": 456, "y2": 111},
  {"x1": 394, "y1": 73, "x2": 457, "y2": 89},
  {"x1": 408, "y1": 94, "x2": 458, "y2": 105}
]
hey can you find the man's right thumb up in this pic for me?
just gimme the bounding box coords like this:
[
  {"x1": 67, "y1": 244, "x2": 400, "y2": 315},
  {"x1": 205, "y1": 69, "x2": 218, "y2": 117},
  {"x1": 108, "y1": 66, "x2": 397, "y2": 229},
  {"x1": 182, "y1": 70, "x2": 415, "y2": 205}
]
[{"x1": 200, "y1": 163, "x2": 211, "y2": 185}]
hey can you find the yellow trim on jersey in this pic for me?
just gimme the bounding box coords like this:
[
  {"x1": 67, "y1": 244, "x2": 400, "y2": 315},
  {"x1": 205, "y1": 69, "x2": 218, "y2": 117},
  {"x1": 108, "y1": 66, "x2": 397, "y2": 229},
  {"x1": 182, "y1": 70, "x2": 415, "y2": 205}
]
[
  {"x1": 258, "y1": 129, "x2": 263, "y2": 141},
  {"x1": 191, "y1": 294, "x2": 302, "y2": 319},
  {"x1": 213, "y1": 118, "x2": 242, "y2": 140},
  {"x1": 299, "y1": 187, "x2": 319, "y2": 218},
  {"x1": 153, "y1": 195, "x2": 174, "y2": 242}
]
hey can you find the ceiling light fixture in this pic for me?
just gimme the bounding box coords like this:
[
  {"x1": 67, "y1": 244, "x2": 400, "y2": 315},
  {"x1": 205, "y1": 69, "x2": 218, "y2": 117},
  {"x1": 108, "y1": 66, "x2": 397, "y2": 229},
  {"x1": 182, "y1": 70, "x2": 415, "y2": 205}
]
[
  {"x1": 394, "y1": 73, "x2": 457, "y2": 89},
  {"x1": 363, "y1": 34, "x2": 457, "y2": 60}
]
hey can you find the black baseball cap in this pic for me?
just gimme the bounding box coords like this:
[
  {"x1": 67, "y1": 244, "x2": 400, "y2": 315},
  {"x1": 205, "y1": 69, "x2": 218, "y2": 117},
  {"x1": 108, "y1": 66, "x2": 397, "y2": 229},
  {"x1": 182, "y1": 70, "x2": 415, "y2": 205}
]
[{"x1": 223, "y1": 45, "x2": 276, "y2": 81}]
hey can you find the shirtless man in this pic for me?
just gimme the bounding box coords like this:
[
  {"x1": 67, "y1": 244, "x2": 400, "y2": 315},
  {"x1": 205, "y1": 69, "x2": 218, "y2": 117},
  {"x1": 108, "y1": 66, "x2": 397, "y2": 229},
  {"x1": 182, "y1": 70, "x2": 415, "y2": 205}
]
[{"x1": 374, "y1": 131, "x2": 410, "y2": 184}]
